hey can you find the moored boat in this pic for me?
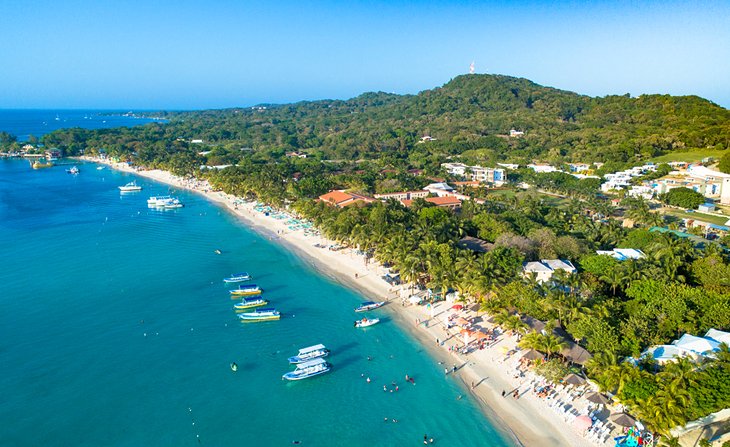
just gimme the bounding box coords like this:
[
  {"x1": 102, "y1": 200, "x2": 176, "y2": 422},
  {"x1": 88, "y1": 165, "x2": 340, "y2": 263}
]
[
  {"x1": 66, "y1": 166, "x2": 79, "y2": 174},
  {"x1": 282, "y1": 358, "x2": 331, "y2": 381},
  {"x1": 287, "y1": 344, "x2": 330, "y2": 364},
  {"x1": 147, "y1": 195, "x2": 172, "y2": 206},
  {"x1": 233, "y1": 297, "x2": 268, "y2": 311},
  {"x1": 354, "y1": 317, "x2": 380, "y2": 328},
  {"x1": 230, "y1": 284, "x2": 262, "y2": 296},
  {"x1": 119, "y1": 181, "x2": 142, "y2": 192},
  {"x1": 355, "y1": 301, "x2": 385, "y2": 312},
  {"x1": 224, "y1": 272, "x2": 251, "y2": 283},
  {"x1": 238, "y1": 308, "x2": 280, "y2": 322},
  {"x1": 32, "y1": 160, "x2": 54, "y2": 169},
  {"x1": 160, "y1": 198, "x2": 183, "y2": 208}
]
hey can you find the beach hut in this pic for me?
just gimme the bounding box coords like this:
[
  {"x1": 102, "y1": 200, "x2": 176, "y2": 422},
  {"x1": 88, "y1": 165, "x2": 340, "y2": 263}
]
[
  {"x1": 521, "y1": 349, "x2": 543, "y2": 361},
  {"x1": 610, "y1": 413, "x2": 636, "y2": 427},
  {"x1": 573, "y1": 415, "x2": 593, "y2": 433},
  {"x1": 563, "y1": 373, "x2": 587, "y2": 387},
  {"x1": 460, "y1": 329, "x2": 475, "y2": 345},
  {"x1": 586, "y1": 392, "x2": 610, "y2": 405}
]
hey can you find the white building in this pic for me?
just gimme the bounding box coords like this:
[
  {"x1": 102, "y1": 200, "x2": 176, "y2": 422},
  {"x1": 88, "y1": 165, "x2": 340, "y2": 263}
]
[
  {"x1": 509, "y1": 129, "x2": 525, "y2": 137},
  {"x1": 522, "y1": 259, "x2": 576, "y2": 283},
  {"x1": 596, "y1": 248, "x2": 645, "y2": 261},
  {"x1": 527, "y1": 164, "x2": 558, "y2": 174},
  {"x1": 441, "y1": 163, "x2": 506, "y2": 185}
]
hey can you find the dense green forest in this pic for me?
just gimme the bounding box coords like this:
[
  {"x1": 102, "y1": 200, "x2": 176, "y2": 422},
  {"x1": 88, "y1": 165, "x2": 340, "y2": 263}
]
[{"x1": 27, "y1": 73, "x2": 730, "y2": 168}]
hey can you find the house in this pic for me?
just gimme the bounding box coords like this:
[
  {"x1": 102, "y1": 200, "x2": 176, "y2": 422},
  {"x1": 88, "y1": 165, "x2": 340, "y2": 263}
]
[
  {"x1": 285, "y1": 151, "x2": 307, "y2": 158},
  {"x1": 424, "y1": 182, "x2": 455, "y2": 195},
  {"x1": 22, "y1": 144, "x2": 34, "y2": 150},
  {"x1": 522, "y1": 259, "x2": 576, "y2": 283},
  {"x1": 401, "y1": 196, "x2": 461, "y2": 210},
  {"x1": 698, "y1": 203, "x2": 716, "y2": 213},
  {"x1": 318, "y1": 190, "x2": 374, "y2": 208},
  {"x1": 374, "y1": 191, "x2": 429, "y2": 201},
  {"x1": 673, "y1": 334, "x2": 720, "y2": 357},
  {"x1": 527, "y1": 164, "x2": 558, "y2": 174},
  {"x1": 441, "y1": 163, "x2": 506, "y2": 186},
  {"x1": 596, "y1": 248, "x2": 645, "y2": 261},
  {"x1": 441, "y1": 162, "x2": 469, "y2": 177},
  {"x1": 497, "y1": 163, "x2": 519, "y2": 170},
  {"x1": 509, "y1": 129, "x2": 525, "y2": 137},
  {"x1": 705, "y1": 329, "x2": 730, "y2": 345},
  {"x1": 641, "y1": 345, "x2": 696, "y2": 364},
  {"x1": 190, "y1": 139, "x2": 204, "y2": 144},
  {"x1": 568, "y1": 163, "x2": 591, "y2": 172},
  {"x1": 420, "y1": 135, "x2": 436, "y2": 142}
]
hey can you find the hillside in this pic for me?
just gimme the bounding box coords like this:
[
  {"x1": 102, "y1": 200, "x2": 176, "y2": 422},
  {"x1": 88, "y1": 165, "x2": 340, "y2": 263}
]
[{"x1": 42, "y1": 74, "x2": 730, "y2": 165}]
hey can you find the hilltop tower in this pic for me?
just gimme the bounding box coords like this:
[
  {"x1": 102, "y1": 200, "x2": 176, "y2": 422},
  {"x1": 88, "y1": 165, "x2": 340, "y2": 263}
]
[{"x1": 469, "y1": 61, "x2": 475, "y2": 74}]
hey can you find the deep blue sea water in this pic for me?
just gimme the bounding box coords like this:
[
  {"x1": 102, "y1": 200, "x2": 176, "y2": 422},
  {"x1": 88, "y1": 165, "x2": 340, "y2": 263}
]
[
  {"x1": 0, "y1": 109, "x2": 161, "y2": 141},
  {"x1": 0, "y1": 159, "x2": 514, "y2": 446}
]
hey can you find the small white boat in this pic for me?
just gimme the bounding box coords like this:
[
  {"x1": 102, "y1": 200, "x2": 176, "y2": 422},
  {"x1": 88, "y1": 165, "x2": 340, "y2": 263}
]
[
  {"x1": 147, "y1": 195, "x2": 172, "y2": 206},
  {"x1": 119, "y1": 181, "x2": 142, "y2": 192},
  {"x1": 230, "y1": 284, "x2": 262, "y2": 296},
  {"x1": 66, "y1": 166, "x2": 79, "y2": 174},
  {"x1": 224, "y1": 272, "x2": 251, "y2": 283},
  {"x1": 238, "y1": 308, "x2": 280, "y2": 322},
  {"x1": 288, "y1": 344, "x2": 330, "y2": 364},
  {"x1": 282, "y1": 358, "x2": 331, "y2": 381},
  {"x1": 96, "y1": 166, "x2": 105, "y2": 170},
  {"x1": 233, "y1": 297, "x2": 268, "y2": 311},
  {"x1": 160, "y1": 198, "x2": 183, "y2": 208},
  {"x1": 355, "y1": 301, "x2": 385, "y2": 312},
  {"x1": 354, "y1": 317, "x2": 380, "y2": 328}
]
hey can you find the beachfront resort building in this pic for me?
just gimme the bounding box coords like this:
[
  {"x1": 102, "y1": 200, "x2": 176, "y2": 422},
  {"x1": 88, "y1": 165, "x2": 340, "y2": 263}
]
[
  {"x1": 374, "y1": 191, "x2": 429, "y2": 201},
  {"x1": 401, "y1": 196, "x2": 462, "y2": 210},
  {"x1": 318, "y1": 190, "x2": 375, "y2": 208},
  {"x1": 441, "y1": 163, "x2": 506, "y2": 186},
  {"x1": 641, "y1": 329, "x2": 729, "y2": 364},
  {"x1": 522, "y1": 259, "x2": 576, "y2": 283},
  {"x1": 596, "y1": 248, "x2": 645, "y2": 261}
]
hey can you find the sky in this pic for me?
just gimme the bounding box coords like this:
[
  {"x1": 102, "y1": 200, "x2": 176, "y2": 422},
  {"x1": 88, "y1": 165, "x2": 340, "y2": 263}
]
[{"x1": 1, "y1": 0, "x2": 729, "y2": 109}]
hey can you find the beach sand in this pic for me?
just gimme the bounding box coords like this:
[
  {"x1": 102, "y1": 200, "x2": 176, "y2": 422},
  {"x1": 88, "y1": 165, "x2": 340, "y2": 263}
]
[{"x1": 87, "y1": 157, "x2": 607, "y2": 447}]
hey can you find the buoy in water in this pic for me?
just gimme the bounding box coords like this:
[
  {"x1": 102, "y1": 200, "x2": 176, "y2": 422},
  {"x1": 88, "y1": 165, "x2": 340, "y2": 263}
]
[{"x1": 230, "y1": 362, "x2": 238, "y2": 372}]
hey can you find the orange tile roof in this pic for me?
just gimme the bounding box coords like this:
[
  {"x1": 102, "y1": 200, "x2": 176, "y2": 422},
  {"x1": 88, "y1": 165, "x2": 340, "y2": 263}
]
[
  {"x1": 401, "y1": 196, "x2": 461, "y2": 207},
  {"x1": 319, "y1": 190, "x2": 354, "y2": 205}
]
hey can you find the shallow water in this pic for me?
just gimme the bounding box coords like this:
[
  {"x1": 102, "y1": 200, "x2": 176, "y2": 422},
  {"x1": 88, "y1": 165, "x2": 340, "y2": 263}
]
[{"x1": 0, "y1": 159, "x2": 513, "y2": 446}]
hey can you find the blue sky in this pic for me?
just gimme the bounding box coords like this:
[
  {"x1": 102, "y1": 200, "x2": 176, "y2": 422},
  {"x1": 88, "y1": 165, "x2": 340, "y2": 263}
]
[{"x1": 1, "y1": 0, "x2": 728, "y2": 109}]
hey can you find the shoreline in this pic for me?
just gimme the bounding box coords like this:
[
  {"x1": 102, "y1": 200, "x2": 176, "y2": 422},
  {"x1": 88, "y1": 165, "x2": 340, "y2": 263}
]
[{"x1": 83, "y1": 157, "x2": 600, "y2": 447}]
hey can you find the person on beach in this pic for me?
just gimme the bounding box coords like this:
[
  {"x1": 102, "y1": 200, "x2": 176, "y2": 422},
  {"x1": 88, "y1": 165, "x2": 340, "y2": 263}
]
[
  {"x1": 501, "y1": 390, "x2": 506, "y2": 397},
  {"x1": 444, "y1": 368, "x2": 449, "y2": 375}
]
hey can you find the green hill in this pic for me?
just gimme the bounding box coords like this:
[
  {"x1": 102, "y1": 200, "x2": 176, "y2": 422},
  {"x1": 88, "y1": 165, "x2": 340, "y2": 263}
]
[{"x1": 41, "y1": 74, "x2": 730, "y2": 165}]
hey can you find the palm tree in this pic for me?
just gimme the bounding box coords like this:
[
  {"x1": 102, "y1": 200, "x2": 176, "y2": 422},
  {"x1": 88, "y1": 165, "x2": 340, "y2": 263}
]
[
  {"x1": 600, "y1": 268, "x2": 627, "y2": 296},
  {"x1": 540, "y1": 334, "x2": 569, "y2": 359},
  {"x1": 642, "y1": 382, "x2": 690, "y2": 434}
]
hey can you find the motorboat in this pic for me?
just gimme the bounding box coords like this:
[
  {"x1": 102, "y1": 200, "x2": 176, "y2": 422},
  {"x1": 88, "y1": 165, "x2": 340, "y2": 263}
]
[
  {"x1": 233, "y1": 297, "x2": 268, "y2": 311},
  {"x1": 32, "y1": 160, "x2": 53, "y2": 169},
  {"x1": 238, "y1": 308, "x2": 280, "y2": 322},
  {"x1": 160, "y1": 198, "x2": 183, "y2": 208},
  {"x1": 147, "y1": 195, "x2": 172, "y2": 206},
  {"x1": 118, "y1": 181, "x2": 142, "y2": 192},
  {"x1": 230, "y1": 284, "x2": 262, "y2": 296},
  {"x1": 96, "y1": 166, "x2": 105, "y2": 170},
  {"x1": 224, "y1": 272, "x2": 251, "y2": 283},
  {"x1": 354, "y1": 317, "x2": 380, "y2": 328},
  {"x1": 282, "y1": 358, "x2": 331, "y2": 381},
  {"x1": 355, "y1": 301, "x2": 385, "y2": 312},
  {"x1": 66, "y1": 166, "x2": 79, "y2": 174},
  {"x1": 288, "y1": 344, "x2": 330, "y2": 364}
]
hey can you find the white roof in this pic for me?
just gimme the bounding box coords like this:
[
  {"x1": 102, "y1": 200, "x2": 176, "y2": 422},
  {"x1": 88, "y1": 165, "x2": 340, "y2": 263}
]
[
  {"x1": 541, "y1": 259, "x2": 575, "y2": 271},
  {"x1": 673, "y1": 334, "x2": 720, "y2": 354},
  {"x1": 523, "y1": 261, "x2": 552, "y2": 273},
  {"x1": 705, "y1": 329, "x2": 730, "y2": 345},
  {"x1": 298, "y1": 344, "x2": 326, "y2": 354},
  {"x1": 297, "y1": 358, "x2": 327, "y2": 368},
  {"x1": 688, "y1": 165, "x2": 730, "y2": 179},
  {"x1": 643, "y1": 345, "x2": 687, "y2": 362},
  {"x1": 613, "y1": 249, "x2": 645, "y2": 260},
  {"x1": 425, "y1": 182, "x2": 454, "y2": 191}
]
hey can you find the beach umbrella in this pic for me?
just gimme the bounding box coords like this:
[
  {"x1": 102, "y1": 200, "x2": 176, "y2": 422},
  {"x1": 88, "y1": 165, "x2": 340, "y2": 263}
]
[
  {"x1": 451, "y1": 304, "x2": 464, "y2": 311},
  {"x1": 563, "y1": 373, "x2": 587, "y2": 386},
  {"x1": 521, "y1": 349, "x2": 543, "y2": 361},
  {"x1": 610, "y1": 413, "x2": 636, "y2": 427},
  {"x1": 586, "y1": 392, "x2": 610, "y2": 405},
  {"x1": 573, "y1": 415, "x2": 593, "y2": 433}
]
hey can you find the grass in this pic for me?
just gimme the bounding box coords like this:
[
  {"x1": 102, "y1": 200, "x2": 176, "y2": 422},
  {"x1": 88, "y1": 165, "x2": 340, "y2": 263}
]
[
  {"x1": 663, "y1": 209, "x2": 729, "y2": 226},
  {"x1": 651, "y1": 149, "x2": 728, "y2": 164}
]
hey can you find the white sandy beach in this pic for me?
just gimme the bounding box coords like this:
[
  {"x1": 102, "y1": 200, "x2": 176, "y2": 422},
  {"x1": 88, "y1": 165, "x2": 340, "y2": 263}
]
[{"x1": 85, "y1": 157, "x2": 616, "y2": 447}]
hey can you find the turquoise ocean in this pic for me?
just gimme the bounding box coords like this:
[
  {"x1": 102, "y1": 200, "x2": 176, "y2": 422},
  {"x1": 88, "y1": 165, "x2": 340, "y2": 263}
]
[{"x1": 0, "y1": 115, "x2": 514, "y2": 446}]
